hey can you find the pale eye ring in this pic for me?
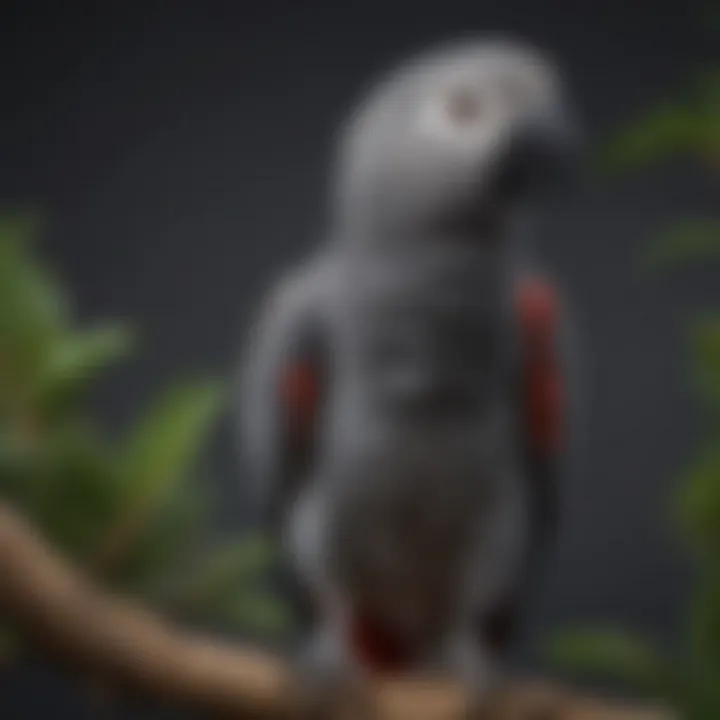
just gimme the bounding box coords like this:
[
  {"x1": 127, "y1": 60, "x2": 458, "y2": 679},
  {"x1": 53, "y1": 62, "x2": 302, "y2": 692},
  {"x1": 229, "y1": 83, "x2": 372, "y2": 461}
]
[{"x1": 444, "y1": 87, "x2": 484, "y2": 125}]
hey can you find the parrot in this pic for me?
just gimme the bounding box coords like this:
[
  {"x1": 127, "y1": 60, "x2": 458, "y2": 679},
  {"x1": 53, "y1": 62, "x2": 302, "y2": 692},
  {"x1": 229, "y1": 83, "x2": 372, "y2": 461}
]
[{"x1": 238, "y1": 36, "x2": 579, "y2": 707}]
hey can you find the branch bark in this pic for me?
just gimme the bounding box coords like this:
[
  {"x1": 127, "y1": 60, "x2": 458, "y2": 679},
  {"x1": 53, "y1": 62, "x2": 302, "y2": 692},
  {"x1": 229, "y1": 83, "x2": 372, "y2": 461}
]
[{"x1": 0, "y1": 503, "x2": 672, "y2": 719}]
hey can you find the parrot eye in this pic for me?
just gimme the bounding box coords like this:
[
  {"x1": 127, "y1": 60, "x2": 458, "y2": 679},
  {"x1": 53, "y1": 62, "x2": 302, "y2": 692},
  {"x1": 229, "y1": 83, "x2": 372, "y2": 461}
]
[{"x1": 444, "y1": 87, "x2": 484, "y2": 126}]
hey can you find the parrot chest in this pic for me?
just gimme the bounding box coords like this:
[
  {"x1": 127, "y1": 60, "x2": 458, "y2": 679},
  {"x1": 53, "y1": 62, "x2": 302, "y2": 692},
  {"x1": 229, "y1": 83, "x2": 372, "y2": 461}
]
[
  {"x1": 335, "y1": 246, "x2": 513, "y2": 416},
  {"x1": 322, "y1": 413, "x2": 515, "y2": 641},
  {"x1": 292, "y1": 244, "x2": 522, "y2": 651}
]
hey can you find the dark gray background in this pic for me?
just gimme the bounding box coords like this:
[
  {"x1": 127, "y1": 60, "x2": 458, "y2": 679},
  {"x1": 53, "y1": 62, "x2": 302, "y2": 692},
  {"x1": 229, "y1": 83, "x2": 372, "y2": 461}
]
[{"x1": 0, "y1": 1, "x2": 716, "y2": 716}]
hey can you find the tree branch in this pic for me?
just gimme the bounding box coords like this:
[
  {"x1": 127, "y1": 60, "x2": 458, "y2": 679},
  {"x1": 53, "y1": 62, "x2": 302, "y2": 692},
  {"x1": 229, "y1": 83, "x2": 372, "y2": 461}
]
[{"x1": 0, "y1": 503, "x2": 672, "y2": 719}]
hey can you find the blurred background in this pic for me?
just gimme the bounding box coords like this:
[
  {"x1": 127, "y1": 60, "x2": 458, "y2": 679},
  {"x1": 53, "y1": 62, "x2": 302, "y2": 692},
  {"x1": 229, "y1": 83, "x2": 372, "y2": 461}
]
[{"x1": 0, "y1": 1, "x2": 716, "y2": 717}]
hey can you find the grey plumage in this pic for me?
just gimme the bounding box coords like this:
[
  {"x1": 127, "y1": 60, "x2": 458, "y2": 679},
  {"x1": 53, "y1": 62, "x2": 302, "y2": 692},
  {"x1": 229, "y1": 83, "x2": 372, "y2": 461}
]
[{"x1": 238, "y1": 37, "x2": 578, "y2": 693}]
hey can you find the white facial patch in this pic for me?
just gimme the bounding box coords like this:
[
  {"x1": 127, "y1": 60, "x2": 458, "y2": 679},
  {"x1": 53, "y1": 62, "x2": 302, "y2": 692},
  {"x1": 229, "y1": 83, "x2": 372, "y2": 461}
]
[
  {"x1": 412, "y1": 46, "x2": 559, "y2": 168},
  {"x1": 415, "y1": 84, "x2": 504, "y2": 150}
]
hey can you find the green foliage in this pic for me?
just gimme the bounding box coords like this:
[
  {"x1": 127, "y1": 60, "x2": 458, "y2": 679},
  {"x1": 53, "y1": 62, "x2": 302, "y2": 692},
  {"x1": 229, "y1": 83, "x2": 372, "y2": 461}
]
[
  {"x1": 0, "y1": 213, "x2": 69, "y2": 398},
  {"x1": 688, "y1": 317, "x2": 720, "y2": 410},
  {"x1": 676, "y1": 441, "x2": 720, "y2": 558},
  {"x1": 96, "y1": 381, "x2": 225, "y2": 574},
  {"x1": 35, "y1": 324, "x2": 134, "y2": 417},
  {"x1": 171, "y1": 534, "x2": 279, "y2": 610},
  {"x1": 644, "y1": 220, "x2": 720, "y2": 273},
  {"x1": 223, "y1": 592, "x2": 296, "y2": 638},
  {"x1": 598, "y1": 103, "x2": 712, "y2": 174},
  {"x1": 0, "y1": 212, "x2": 294, "y2": 653},
  {"x1": 598, "y1": 68, "x2": 720, "y2": 174},
  {"x1": 550, "y1": 47, "x2": 720, "y2": 719},
  {"x1": 549, "y1": 628, "x2": 671, "y2": 695},
  {"x1": 688, "y1": 577, "x2": 720, "y2": 669},
  {"x1": 155, "y1": 534, "x2": 291, "y2": 635}
]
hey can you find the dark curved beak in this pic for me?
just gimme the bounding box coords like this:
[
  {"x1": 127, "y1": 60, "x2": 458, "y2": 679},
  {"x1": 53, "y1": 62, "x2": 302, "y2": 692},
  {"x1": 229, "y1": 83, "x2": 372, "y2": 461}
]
[{"x1": 493, "y1": 112, "x2": 581, "y2": 202}]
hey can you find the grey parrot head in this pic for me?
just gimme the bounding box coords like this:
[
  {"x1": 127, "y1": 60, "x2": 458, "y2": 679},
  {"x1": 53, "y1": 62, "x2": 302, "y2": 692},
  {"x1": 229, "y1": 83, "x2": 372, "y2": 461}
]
[{"x1": 332, "y1": 37, "x2": 580, "y2": 238}]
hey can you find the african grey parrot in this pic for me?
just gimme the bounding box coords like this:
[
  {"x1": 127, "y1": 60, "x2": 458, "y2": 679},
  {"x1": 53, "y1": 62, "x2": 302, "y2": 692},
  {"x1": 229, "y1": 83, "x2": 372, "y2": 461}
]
[{"x1": 238, "y1": 37, "x2": 578, "y2": 700}]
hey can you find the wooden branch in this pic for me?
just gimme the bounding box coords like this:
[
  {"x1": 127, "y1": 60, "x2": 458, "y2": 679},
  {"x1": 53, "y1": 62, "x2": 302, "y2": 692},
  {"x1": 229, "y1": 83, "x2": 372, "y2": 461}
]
[{"x1": 0, "y1": 503, "x2": 672, "y2": 719}]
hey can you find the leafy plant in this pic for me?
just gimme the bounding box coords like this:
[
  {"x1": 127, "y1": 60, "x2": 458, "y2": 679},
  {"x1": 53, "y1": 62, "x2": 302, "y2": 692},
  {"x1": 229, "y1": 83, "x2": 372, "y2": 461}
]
[
  {"x1": 0, "y1": 211, "x2": 293, "y2": 652},
  {"x1": 549, "y1": 50, "x2": 720, "y2": 720},
  {"x1": 644, "y1": 220, "x2": 720, "y2": 273}
]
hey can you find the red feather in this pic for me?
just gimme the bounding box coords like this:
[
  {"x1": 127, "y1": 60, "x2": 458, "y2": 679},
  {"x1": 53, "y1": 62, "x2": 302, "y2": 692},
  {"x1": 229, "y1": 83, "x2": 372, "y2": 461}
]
[
  {"x1": 280, "y1": 362, "x2": 320, "y2": 433},
  {"x1": 348, "y1": 609, "x2": 413, "y2": 674},
  {"x1": 516, "y1": 276, "x2": 565, "y2": 456}
]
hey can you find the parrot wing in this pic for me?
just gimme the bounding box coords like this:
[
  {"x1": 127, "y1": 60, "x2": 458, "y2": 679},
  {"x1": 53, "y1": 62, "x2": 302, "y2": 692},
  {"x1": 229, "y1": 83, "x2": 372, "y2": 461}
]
[
  {"x1": 238, "y1": 256, "x2": 333, "y2": 528},
  {"x1": 516, "y1": 272, "x2": 566, "y2": 556},
  {"x1": 480, "y1": 272, "x2": 569, "y2": 653}
]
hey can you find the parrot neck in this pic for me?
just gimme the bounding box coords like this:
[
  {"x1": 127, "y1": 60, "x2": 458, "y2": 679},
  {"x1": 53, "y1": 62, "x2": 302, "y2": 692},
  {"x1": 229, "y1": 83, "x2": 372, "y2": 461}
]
[
  {"x1": 332, "y1": 196, "x2": 516, "y2": 252},
  {"x1": 426, "y1": 197, "x2": 508, "y2": 239}
]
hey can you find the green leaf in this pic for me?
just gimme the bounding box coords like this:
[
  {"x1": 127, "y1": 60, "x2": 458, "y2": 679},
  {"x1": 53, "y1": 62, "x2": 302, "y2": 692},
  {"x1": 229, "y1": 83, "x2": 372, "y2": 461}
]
[
  {"x1": 213, "y1": 591, "x2": 295, "y2": 638},
  {"x1": 598, "y1": 103, "x2": 710, "y2": 174},
  {"x1": 548, "y1": 627, "x2": 671, "y2": 694},
  {"x1": 94, "y1": 381, "x2": 225, "y2": 572},
  {"x1": 689, "y1": 578, "x2": 720, "y2": 668},
  {"x1": 170, "y1": 535, "x2": 280, "y2": 611},
  {"x1": 688, "y1": 317, "x2": 720, "y2": 408},
  {"x1": 0, "y1": 218, "x2": 69, "y2": 341},
  {"x1": 675, "y1": 442, "x2": 720, "y2": 555},
  {"x1": 107, "y1": 481, "x2": 206, "y2": 596},
  {"x1": 0, "y1": 428, "x2": 39, "y2": 501},
  {"x1": 31, "y1": 422, "x2": 122, "y2": 556},
  {"x1": 0, "y1": 210, "x2": 42, "y2": 247},
  {"x1": 34, "y1": 324, "x2": 135, "y2": 416},
  {"x1": 119, "y1": 380, "x2": 225, "y2": 496},
  {"x1": 666, "y1": 652, "x2": 720, "y2": 720},
  {"x1": 644, "y1": 219, "x2": 720, "y2": 272}
]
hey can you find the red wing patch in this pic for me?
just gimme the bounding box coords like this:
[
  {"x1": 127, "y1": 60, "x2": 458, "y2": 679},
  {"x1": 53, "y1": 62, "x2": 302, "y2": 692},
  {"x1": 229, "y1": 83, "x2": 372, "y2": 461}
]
[
  {"x1": 516, "y1": 276, "x2": 565, "y2": 456},
  {"x1": 280, "y1": 362, "x2": 320, "y2": 434}
]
